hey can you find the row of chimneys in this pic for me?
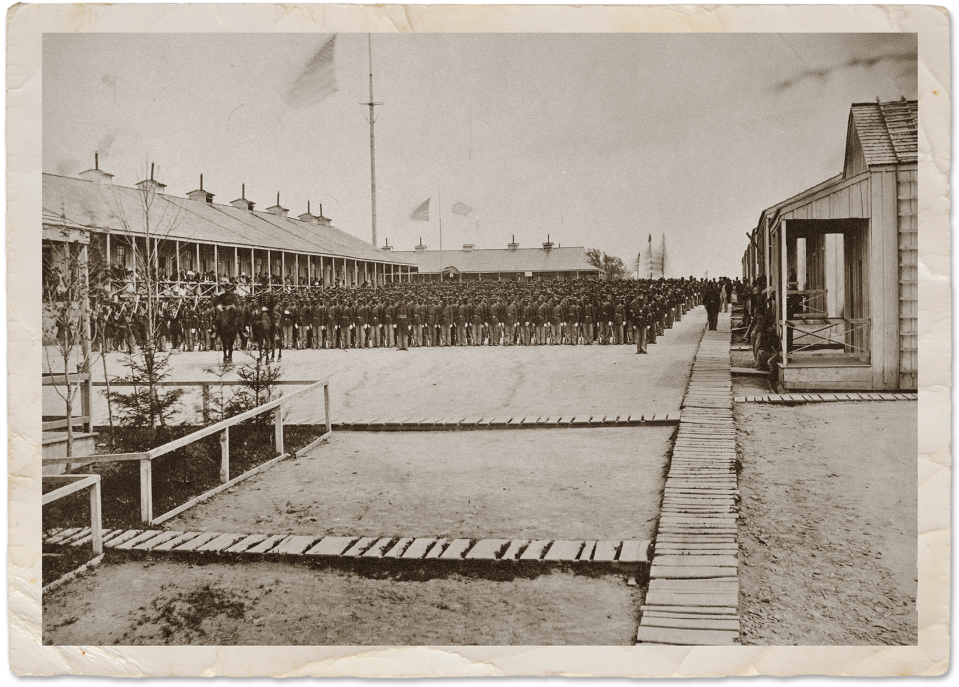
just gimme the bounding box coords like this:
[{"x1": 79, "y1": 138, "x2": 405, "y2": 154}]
[
  {"x1": 77, "y1": 154, "x2": 332, "y2": 227},
  {"x1": 383, "y1": 235, "x2": 555, "y2": 253}
]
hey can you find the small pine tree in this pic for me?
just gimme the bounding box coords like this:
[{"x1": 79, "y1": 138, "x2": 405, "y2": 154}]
[
  {"x1": 106, "y1": 345, "x2": 184, "y2": 437},
  {"x1": 225, "y1": 352, "x2": 282, "y2": 425}
]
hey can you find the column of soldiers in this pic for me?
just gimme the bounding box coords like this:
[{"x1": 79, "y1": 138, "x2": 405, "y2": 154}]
[{"x1": 90, "y1": 278, "x2": 710, "y2": 354}]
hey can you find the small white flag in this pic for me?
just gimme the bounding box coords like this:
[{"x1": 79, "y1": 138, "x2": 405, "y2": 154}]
[
  {"x1": 287, "y1": 36, "x2": 338, "y2": 109},
  {"x1": 451, "y1": 202, "x2": 473, "y2": 216}
]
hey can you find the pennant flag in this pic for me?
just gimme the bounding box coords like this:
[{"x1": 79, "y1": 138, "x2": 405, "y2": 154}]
[
  {"x1": 286, "y1": 35, "x2": 338, "y2": 109},
  {"x1": 451, "y1": 202, "x2": 473, "y2": 216},
  {"x1": 409, "y1": 198, "x2": 431, "y2": 221}
]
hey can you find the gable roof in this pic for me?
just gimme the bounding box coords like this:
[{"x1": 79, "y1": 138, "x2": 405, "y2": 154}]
[
  {"x1": 848, "y1": 99, "x2": 918, "y2": 167},
  {"x1": 42, "y1": 173, "x2": 412, "y2": 265},
  {"x1": 394, "y1": 246, "x2": 602, "y2": 274}
]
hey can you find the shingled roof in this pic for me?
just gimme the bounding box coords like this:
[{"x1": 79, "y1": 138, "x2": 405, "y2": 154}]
[
  {"x1": 394, "y1": 246, "x2": 602, "y2": 275},
  {"x1": 849, "y1": 99, "x2": 918, "y2": 166},
  {"x1": 42, "y1": 173, "x2": 413, "y2": 265}
]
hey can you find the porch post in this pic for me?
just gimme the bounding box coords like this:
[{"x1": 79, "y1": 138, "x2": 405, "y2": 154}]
[
  {"x1": 175, "y1": 240, "x2": 180, "y2": 287},
  {"x1": 234, "y1": 246, "x2": 239, "y2": 278},
  {"x1": 781, "y1": 219, "x2": 788, "y2": 363}
]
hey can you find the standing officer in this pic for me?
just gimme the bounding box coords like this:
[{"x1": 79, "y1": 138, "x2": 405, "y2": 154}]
[
  {"x1": 613, "y1": 300, "x2": 625, "y2": 345},
  {"x1": 456, "y1": 298, "x2": 468, "y2": 346},
  {"x1": 298, "y1": 298, "x2": 313, "y2": 349},
  {"x1": 371, "y1": 298, "x2": 383, "y2": 348},
  {"x1": 535, "y1": 298, "x2": 548, "y2": 345},
  {"x1": 396, "y1": 296, "x2": 410, "y2": 350},
  {"x1": 427, "y1": 299, "x2": 440, "y2": 346},
  {"x1": 440, "y1": 300, "x2": 456, "y2": 346},
  {"x1": 356, "y1": 299, "x2": 369, "y2": 349},
  {"x1": 504, "y1": 298, "x2": 517, "y2": 346},
  {"x1": 631, "y1": 295, "x2": 647, "y2": 354},
  {"x1": 413, "y1": 299, "x2": 425, "y2": 347},
  {"x1": 383, "y1": 298, "x2": 395, "y2": 347}
]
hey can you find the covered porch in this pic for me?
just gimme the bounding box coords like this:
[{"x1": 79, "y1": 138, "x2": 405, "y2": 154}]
[{"x1": 771, "y1": 217, "x2": 873, "y2": 390}]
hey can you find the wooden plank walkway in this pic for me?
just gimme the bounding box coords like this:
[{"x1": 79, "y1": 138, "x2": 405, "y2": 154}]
[
  {"x1": 330, "y1": 414, "x2": 680, "y2": 431},
  {"x1": 639, "y1": 311, "x2": 742, "y2": 646},
  {"x1": 734, "y1": 392, "x2": 916, "y2": 404},
  {"x1": 42, "y1": 527, "x2": 649, "y2": 566}
]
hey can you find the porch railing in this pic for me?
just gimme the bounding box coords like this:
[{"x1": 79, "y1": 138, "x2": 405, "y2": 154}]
[
  {"x1": 787, "y1": 289, "x2": 829, "y2": 318},
  {"x1": 782, "y1": 318, "x2": 871, "y2": 361}
]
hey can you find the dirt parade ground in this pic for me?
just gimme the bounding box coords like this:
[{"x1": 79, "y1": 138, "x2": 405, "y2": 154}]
[{"x1": 43, "y1": 305, "x2": 919, "y2": 646}]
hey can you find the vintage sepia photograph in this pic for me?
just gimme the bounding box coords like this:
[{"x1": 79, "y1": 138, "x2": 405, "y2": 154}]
[{"x1": 27, "y1": 12, "x2": 932, "y2": 662}]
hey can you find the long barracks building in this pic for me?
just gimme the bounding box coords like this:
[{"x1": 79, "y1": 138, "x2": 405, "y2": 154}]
[
  {"x1": 392, "y1": 237, "x2": 604, "y2": 281},
  {"x1": 42, "y1": 162, "x2": 417, "y2": 292}
]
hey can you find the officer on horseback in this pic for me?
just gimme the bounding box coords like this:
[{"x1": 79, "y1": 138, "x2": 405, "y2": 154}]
[{"x1": 213, "y1": 280, "x2": 240, "y2": 311}]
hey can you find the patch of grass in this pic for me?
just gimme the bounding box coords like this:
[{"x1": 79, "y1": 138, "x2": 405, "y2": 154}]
[{"x1": 151, "y1": 584, "x2": 247, "y2": 641}]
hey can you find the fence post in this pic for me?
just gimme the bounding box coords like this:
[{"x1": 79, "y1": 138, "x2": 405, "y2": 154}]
[
  {"x1": 139, "y1": 458, "x2": 153, "y2": 524},
  {"x1": 90, "y1": 478, "x2": 103, "y2": 556},
  {"x1": 202, "y1": 384, "x2": 210, "y2": 423},
  {"x1": 274, "y1": 404, "x2": 284, "y2": 455},
  {"x1": 80, "y1": 371, "x2": 92, "y2": 433},
  {"x1": 220, "y1": 426, "x2": 230, "y2": 483},
  {"x1": 324, "y1": 382, "x2": 331, "y2": 434}
]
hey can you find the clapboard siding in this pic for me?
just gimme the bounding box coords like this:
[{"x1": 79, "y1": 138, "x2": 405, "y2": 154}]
[{"x1": 898, "y1": 167, "x2": 918, "y2": 390}]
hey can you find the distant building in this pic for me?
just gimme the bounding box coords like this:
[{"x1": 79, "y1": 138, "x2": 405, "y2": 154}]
[
  {"x1": 393, "y1": 237, "x2": 605, "y2": 281},
  {"x1": 742, "y1": 98, "x2": 917, "y2": 391}
]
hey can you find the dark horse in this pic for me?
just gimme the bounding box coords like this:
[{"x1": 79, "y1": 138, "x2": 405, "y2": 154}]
[
  {"x1": 251, "y1": 304, "x2": 282, "y2": 362},
  {"x1": 214, "y1": 306, "x2": 240, "y2": 364}
]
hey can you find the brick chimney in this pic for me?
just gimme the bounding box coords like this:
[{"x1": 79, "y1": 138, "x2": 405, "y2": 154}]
[
  {"x1": 415, "y1": 238, "x2": 427, "y2": 254},
  {"x1": 381, "y1": 238, "x2": 393, "y2": 252},
  {"x1": 186, "y1": 173, "x2": 214, "y2": 204},
  {"x1": 462, "y1": 244, "x2": 475, "y2": 252},
  {"x1": 266, "y1": 192, "x2": 288, "y2": 217},
  {"x1": 230, "y1": 184, "x2": 255, "y2": 211},
  {"x1": 507, "y1": 234, "x2": 519, "y2": 252},
  {"x1": 542, "y1": 234, "x2": 554, "y2": 251},
  {"x1": 78, "y1": 152, "x2": 113, "y2": 184},
  {"x1": 135, "y1": 162, "x2": 166, "y2": 195}
]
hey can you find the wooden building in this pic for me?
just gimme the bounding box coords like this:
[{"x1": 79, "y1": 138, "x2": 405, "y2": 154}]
[
  {"x1": 742, "y1": 99, "x2": 917, "y2": 391},
  {"x1": 43, "y1": 164, "x2": 415, "y2": 295},
  {"x1": 393, "y1": 238, "x2": 604, "y2": 281}
]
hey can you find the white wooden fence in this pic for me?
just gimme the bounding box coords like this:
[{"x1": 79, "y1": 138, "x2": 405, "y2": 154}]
[{"x1": 42, "y1": 379, "x2": 331, "y2": 526}]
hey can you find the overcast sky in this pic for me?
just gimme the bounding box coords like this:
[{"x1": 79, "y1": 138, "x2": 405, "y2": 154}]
[{"x1": 44, "y1": 32, "x2": 916, "y2": 277}]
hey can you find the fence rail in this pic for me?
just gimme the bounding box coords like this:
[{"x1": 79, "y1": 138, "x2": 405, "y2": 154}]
[
  {"x1": 42, "y1": 474, "x2": 103, "y2": 556},
  {"x1": 41, "y1": 379, "x2": 331, "y2": 526}
]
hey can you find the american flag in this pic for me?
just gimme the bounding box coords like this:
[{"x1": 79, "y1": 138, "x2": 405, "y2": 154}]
[
  {"x1": 286, "y1": 35, "x2": 338, "y2": 109},
  {"x1": 409, "y1": 198, "x2": 431, "y2": 221}
]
